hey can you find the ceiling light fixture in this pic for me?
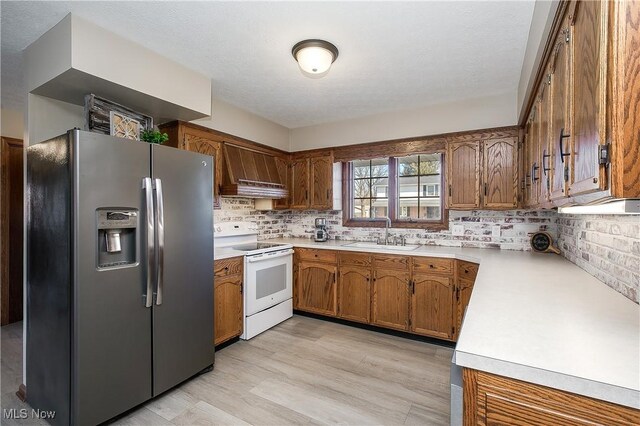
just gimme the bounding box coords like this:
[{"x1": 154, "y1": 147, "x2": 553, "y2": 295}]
[{"x1": 292, "y1": 39, "x2": 339, "y2": 78}]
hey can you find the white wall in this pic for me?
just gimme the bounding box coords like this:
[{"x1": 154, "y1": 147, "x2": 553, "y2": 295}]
[
  {"x1": 517, "y1": 0, "x2": 559, "y2": 120},
  {"x1": 192, "y1": 98, "x2": 290, "y2": 152},
  {"x1": 26, "y1": 94, "x2": 84, "y2": 146},
  {"x1": 1, "y1": 108, "x2": 25, "y2": 139},
  {"x1": 289, "y1": 93, "x2": 517, "y2": 150}
]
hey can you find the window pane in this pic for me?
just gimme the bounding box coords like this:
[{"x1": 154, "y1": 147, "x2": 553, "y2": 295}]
[
  {"x1": 426, "y1": 206, "x2": 441, "y2": 220},
  {"x1": 371, "y1": 199, "x2": 388, "y2": 218},
  {"x1": 398, "y1": 155, "x2": 419, "y2": 176},
  {"x1": 421, "y1": 197, "x2": 442, "y2": 219},
  {"x1": 419, "y1": 154, "x2": 441, "y2": 175},
  {"x1": 370, "y1": 158, "x2": 389, "y2": 177},
  {"x1": 352, "y1": 160, "x2": 370, "y2": 178},
  {"x1": 353, "y1": 179, "x2": 371, "y2": 198},
  {"x1": 398, "y1": 198, "x2": 419, "y2": 219},
  {"x1": 398, "y1": 176, "x2": 419, "y2": 198},
  {"x1": 419, "y1": 175, "x2": 440, "y2": 195},
  {"x1": 352, "y1": 199, "x2": 371, "y2": 218},
  {"x1": 371, "y1": 177, "x2": 388, "y2": 198}
]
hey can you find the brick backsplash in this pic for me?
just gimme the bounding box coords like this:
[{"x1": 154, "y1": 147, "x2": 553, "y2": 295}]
[
  {"x1": 215, "y1": 199, "x2": 639, "y2": 303},
  {"x1": 282, "y1": 209, "x2": 557, "y2": 250},
  {"x1": 557, "y1": 214, "x2": 640, "y2": 303}
]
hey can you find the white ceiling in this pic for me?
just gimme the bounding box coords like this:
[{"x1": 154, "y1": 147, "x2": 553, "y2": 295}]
[{"x1": 1, "y1": 1, "x2": 535, "y2": 129}]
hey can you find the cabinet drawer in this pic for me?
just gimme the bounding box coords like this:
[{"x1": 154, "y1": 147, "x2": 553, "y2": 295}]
[
  {"x1": 413, "y1": 257, "x2": 453, "y2": 274},
  {"x1": 338, "y1": 252, "x2": 371, "y2": 267},
  {"x1": 457, "y1": 261, "x2": 479, "y2": 280},
  {"x1": 373, "y1": 254, "x2": 409, "y2": 271},
  {"x1": 297, "y1": 248, "x2": 337, "y2": 264},
  {"x1": 214, "y1": 256, "x2": 244, "y2": 277}
]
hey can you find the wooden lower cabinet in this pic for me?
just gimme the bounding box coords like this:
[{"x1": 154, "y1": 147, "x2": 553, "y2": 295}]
[
  {"x1": 338, "y1": 265, "x2": 371, "y2": 323},
  {"x1": 213, "y1": 257, "x2": 244, "y2": 346},
  {"x1": 297, "y1": 261, "x2": 337, "y2": 316},
  {"x1": 371, "y1": 268, "x2": 410, "y2": 331},
  {"x1": 411, "y1": 274, "x2": 455, "y2": 340},
  {"x1": 293, "y1": 248, "x2": 478, "y2": 343},
  {"x1": 464, "y1": 369, "x2": 640, "y2": 426}
]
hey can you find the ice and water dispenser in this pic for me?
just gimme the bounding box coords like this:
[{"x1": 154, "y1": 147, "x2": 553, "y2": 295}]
[{"x1": 97, "y1": 209, "x2": 138, "y2": 269}]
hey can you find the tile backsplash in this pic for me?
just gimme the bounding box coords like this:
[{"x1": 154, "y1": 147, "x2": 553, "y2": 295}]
[
  {"x1": 214, "y1": 198, "x2": 638, "y2": 303},
  {"x1": 557, "y1": 214, "x2": 639, "y2": 303},
  {"x1": 283, "y1": 209, "x2": 557, "y2": 251}
]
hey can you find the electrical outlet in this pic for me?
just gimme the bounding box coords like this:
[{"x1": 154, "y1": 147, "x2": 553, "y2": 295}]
[
  {"x1": 492, "y1": 225, "x2": 501, "y2": 237},
  {"x1": 452, "y1": 224, "x2": 464, "y2": 236}
]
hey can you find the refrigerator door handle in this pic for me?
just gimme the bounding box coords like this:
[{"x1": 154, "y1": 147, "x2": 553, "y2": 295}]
[
  {"x1": 154, "y1": 178, "x2": 165, "y2": 306},
  {"x1": 143, "y1": 177, "x2": 155, "y2": 308}
]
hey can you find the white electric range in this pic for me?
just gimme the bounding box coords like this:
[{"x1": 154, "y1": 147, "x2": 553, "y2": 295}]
[{"x1": 214, "y1": 222, "x2": 293, "y2": 339}]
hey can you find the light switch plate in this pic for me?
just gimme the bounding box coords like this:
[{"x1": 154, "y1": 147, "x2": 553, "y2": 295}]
[
  {"x1": 492, "y1": 225, "x2": 501, "y2": 237},
  {"x1": 452, "y1": 224, "x2": 464, "y2": 236}
]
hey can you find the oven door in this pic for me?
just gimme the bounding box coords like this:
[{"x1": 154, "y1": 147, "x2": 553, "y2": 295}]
[{"x1": 245, "y1": 249, "x2": 293, "y2": 316}]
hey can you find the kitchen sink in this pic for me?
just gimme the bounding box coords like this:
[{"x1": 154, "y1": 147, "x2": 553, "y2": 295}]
[{"x1": 341, "y1": 242, "x2": 420, "y2": 251}]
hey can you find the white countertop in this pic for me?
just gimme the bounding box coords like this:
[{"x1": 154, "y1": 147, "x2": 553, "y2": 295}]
[{"x1": 276, "y1": 237, "x2": 640, "y2": 409}]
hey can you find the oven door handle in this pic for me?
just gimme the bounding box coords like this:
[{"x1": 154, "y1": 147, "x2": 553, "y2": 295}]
[{"x1": 246, "y1": 249, "x2": 294, "y2": 263}]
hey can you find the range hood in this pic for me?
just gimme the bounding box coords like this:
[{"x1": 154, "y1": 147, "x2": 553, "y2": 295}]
[
  {"x1": 220, "y1": 144, "x2": 288, "y2": 199},
  {"x1": 558, "y1": 199, "x2": 640, "y2": 215}
]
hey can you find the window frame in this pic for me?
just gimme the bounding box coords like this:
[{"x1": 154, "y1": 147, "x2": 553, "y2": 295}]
[{"x1": 342, "y1": 154, "x2": 448, "y2": 230}]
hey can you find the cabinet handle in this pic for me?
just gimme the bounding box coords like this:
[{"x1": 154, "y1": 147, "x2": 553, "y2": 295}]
[
  {"x1": 305, "y1": 190, "x2": 308, "y2": 201},
  {"x1": 484, "y1": 183, "x2": 488, "y2": 196},
  {"x1": 532, "y1": 163, "x2": 539, "y2": 182},
  {"x1": 449, "y1": 185, "x2": 452, "y2": 197},
  {"x1": 326, "y1": 189, "x2": 330, "y2": 200},
  {"x1": 240, "y1": 282, "x2": 243, "y2": 294},
  {"x1": 456, "y1": 287, "x2": 459, "y2": 301},
  {"x1": 542, "y1": 150, "x2": 551, "y2": 176},
  {"x1": 559, "y1": 128, "x2": 571, "y2": 163}
]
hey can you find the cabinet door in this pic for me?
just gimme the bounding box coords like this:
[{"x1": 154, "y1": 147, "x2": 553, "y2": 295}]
[
  {"x1": 338, "y1": 265, "x2": 371, "y2": 324},
  {"x1": 524, "y1": 111, "x2": 538, "y2": 207},
  {"x1": 298, "y1": 262, "x2": 337, "y2": 316},
  {"x1": 214, "y1": 275, "x2": 243, "y2": 345},
  {"x1": 411, "y1": 274, "x2": 455, "y2": 340},
  {"x1": 310, "y1": 156, "x2": 333, "y2": 210},
  {"x1": 371, "y1": 269, "x2": 410, "y2": 331},
  {"x1": 482, "y1": 138, "x2": 518, "y2": 209},
  {"x1": 447, "y1": 141, "x2": 481, "y2": 209},
  {"x1": 549, "y1": 27, "x2": 571, "y2": 201},
  {"x1": 290, "y1": 158, "x2": 309, "y2": 209},
  {"x1": 539, "y1": 79, "x2": 552, "y2": 203},
  {"x1": 456, "y1": 278, "x2": 474, "y2": 336},
  {"x1": 274, "y1": 157, "x2": 290, "y2": 209},
  {"x1": 183, "y1": 132, "x2": 222, "y2": 208},
  {"x1": 569, "y1": 0, "x2": 607, "y2": 196}
]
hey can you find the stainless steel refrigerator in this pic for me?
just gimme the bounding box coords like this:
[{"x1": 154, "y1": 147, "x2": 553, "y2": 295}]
[{"x1": 27, "y1": 129, "x2": 214, "y2": 425}]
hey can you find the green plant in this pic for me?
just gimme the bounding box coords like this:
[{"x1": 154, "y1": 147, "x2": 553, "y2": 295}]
[{"x1": 141, "y1": 129, "x2": 169, "y2": 144}]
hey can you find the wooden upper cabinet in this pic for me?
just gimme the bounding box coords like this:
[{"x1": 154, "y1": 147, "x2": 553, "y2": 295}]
[
  {"x1": 274, "y1": 156, "x2": 290, "y2": 209},
  {"x1": 371, "y1": 268, "x2": 410, "y2": 331},
  {"x1": 411, "y1": 274, "x2": 455, "y2": 340},
  {"x1": 338, "y1": 265, "x2": 371, "y2": 324},
  {"x1": 549, "y1": 25, "x2": 571, "y2": 201},
  {"x1": 482, "y1": 138, "x2": 518, "y2": 209},
  {"x1": 298, "y1": 261, "x2": 337, "y2": 316},
  {"x1": 310, "y1": 156, "x2": 333, "y2": 209},
  {"x1": 569, "y1": 0, "x2": 607, "y2": 196},
  {"x1": 183, "y1": 132, "x2": 223, "y2": 208},
  {"x1": 214, "y1": 273, "x2": 243, "y2": 346},
  {"x1": 447, "y1": 141, "x2": 481, "y2": 209},
  {"x1": 290, "y1": 158, "x2": 309, "y2": 209}
]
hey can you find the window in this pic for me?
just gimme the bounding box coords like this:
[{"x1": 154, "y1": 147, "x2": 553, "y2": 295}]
[
  {"x1": 345, "y1": 153, "x2": 445, "y2": 228},
  {"x1": 351, "y1": 159, "x2": 388, "y2": 219},
  {"x1": 398, "y1": 154, "x2": 442, "y2": 221}
]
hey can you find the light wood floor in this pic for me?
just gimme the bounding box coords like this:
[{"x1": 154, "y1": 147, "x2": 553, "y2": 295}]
[{"x1": 1, "y1": 316, "x2": 452, "y2": 425}]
